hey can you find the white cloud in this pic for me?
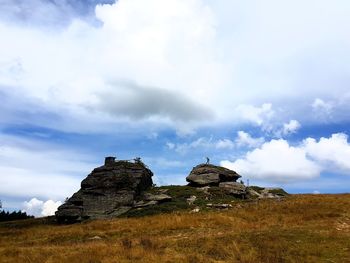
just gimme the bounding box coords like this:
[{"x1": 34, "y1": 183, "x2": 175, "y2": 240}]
[
  {"x1": 312, "y1": 98, "x2": 333, "y2": 121},
  {"x1": 235, "y1": 131, "x2": 265, "y2": 148},
  {"x1": 312, "y1": 98, "x2": 333, "y2": 114},
  {"x1": 0, "y1": 0, "x2": 349, "y2": 134},
  {"x1": 216, "y1": 139, "x2": 235, "y2": 149},
  {"x1": 166, "y1": 142, "x2": 175, "y2": 150},
  {"x1": 221, "y1": 133, "x2": 350, "y2": 183},
  {"x1": 221, "y1": 139, "x2": 321, "y2": 183},
  {"x1": 22, "y1": 198, "x2": 62, "y2": 217},
  {"x1": 168, "y1": 136, "x2": 235, "y2": 154},
  {"x1": 235, "y1": 103, "x2": 274, "y2": 127},
  {"x1": 304, "y1": 133, "x2": 350, "y2": 173},
  {"x1": 282, "y1": 120, "x2": 301, "y2": 136},
  {"x1": 0, "y1": 0, "x2": 221, "y2": 134}
]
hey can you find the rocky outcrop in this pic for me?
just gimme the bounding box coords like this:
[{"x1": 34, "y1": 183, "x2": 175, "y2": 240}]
[
  {"x1": 246, "y1": 187, "x2": 289, "y2": 199},
  {"x1": 56, "y1": 157, "x2": 154, "y2": 222},
  {"x1": 219, "y1": 182, "x2": 246, "y2": 197},
  {"x1": 186, "y1": 164, "x2": 241, "y2": 186},
  {"x1": 55, "y1": 158, "x2": 288, "y2": 222}
]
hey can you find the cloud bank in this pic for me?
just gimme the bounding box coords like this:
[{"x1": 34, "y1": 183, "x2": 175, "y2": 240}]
[
  {"x1": 1, "y1": 0, "x2": 350, "y2": 134},
  {"x1": 22, "y1": 198, "x2": 62, "y2": 217},
  {"x1": 221, "y1": 133, "x2": 350, "y2": 183}
]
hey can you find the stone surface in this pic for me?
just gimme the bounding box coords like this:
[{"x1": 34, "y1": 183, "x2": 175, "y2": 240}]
[
  {"x1": 133, "y1": 200, "x2": 158, "y2": 208},
  {"x1": 143, "y1": 193, "x2": 172, "y2": 202},
  {"x1": 247, "y1": 188, "x2": 262, "y2": 198},
  {"x1": 186, "y1": 164, "x2": 241, "y2": 186},
  {"x1": 219, "y1": 182, "x2": 247, "y2": 196},
  {"x1": 56, "y1": 159, "x2": 153, "y2": 222},
  {"x1": 186, "y1": 195, "x2": 197, "y2": 205},
  {"x1": 190, "y1": 207, "x2": 200, "y2": 213}
]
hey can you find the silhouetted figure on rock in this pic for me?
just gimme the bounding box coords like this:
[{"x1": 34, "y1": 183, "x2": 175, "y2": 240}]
[{"x1": 206, "y1": 157, "x2": 210, "y2": 164}]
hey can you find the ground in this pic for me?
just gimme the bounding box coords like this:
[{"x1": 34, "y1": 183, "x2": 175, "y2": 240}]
[{"x1": 1, "y1": 194, "x2": 350, "y2": 263}]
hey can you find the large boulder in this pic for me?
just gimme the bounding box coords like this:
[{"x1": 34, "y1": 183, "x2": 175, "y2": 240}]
[
  {"x1": 56, "y1": 157, "x2": 153, "y2": 222},
  {"x1": 186, "y1": 164, "x2": 241, "y2": 186}
]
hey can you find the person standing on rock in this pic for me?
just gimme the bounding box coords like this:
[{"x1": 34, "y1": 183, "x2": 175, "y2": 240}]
[{"x1": 206, "y1": 157, "x2": 210, "y2": 164}]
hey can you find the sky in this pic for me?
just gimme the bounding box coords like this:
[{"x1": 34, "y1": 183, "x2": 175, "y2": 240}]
[{"x1": 0, "y1": 0, "x2": 350, "y2": 217}]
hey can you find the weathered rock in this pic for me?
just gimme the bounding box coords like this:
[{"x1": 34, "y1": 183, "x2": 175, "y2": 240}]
[
  {"x1": 246, "y1": 188, "x2": 262, "y2": 198},
  {"x1": 206, "y1": 203, "x2": 233, "y2": 209},
  {"x1": 263, "y1": 187, "x2": 288, "y2": 196},
  {"x1": 190, "y1": 207, "x2": 200, "y2": 213},
  {"x1": 56, "y1": 158, "x2": 153, "y2": 222},
  {"x1": 186, "y1": 164, "x2": 241, "y2": 186},
  {"x1": 133, "y1": 200, "x2": 158, "y2": 208},
  {"x1": 143, "y1": 193, "x2": 172, "y2": 202},
  {"x1": 219, "y1": 182, "x2": 247, "y2": 196},
  {"x1": 187, "y1": 195, "x2": 197, "y2": 205},
  {"x1": 247, "y1": 187, "x2": 288, "y2": 199},
  {"x1": 196, "y1": 186, "x2": 210, "y2": 194}
]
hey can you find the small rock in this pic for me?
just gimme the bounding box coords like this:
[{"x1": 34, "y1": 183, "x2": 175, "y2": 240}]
[
  {"x1": 190, "y1": 207, "x2": 200, "y2": 213},
  {"x1": 196, "y1": 186, "x2": 210, "y2": 194},
  {"x1": 187, "y1": 195, "x2": 197, "y2": 205}
]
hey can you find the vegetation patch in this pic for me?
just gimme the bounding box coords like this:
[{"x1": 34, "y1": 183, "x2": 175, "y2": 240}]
[{"x1": 1, "y1": 194, "x2": 350, "y2": 262}]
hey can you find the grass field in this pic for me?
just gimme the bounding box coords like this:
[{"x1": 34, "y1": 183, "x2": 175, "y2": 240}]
[{"x1": 1, "y1": 194, "x2": 350, "y2": 263}]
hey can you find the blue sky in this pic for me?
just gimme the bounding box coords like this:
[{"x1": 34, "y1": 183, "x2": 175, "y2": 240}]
[{"x1": 0, "y1": 0, "x2": 350, "y2": 216}]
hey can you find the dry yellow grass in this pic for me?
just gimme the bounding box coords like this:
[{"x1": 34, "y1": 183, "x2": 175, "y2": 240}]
[{"x1": 1, "y1": 194, "x2": 350, "y2": 263}]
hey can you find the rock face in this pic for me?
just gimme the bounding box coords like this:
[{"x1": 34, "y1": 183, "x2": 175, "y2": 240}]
[
  {"x1": 219, "y1": 182, "x2": 246, "y2": 197},
  {"x1": 186, "y1": 164, "x2": 241, "y2": 186},
  {"x1": 56, "y1": 157, "x2": 153, "y2": 222}
]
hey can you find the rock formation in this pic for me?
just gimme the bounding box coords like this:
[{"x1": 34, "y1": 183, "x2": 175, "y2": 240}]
[
  {"x1": 56, "y1": 157, "x2": 154, "y2": 222},
  {"x1": 219, "y1": 182, "x2": 246, "y2": 197},
  {"x1": 56, "y1": 158, "x2": 287, "y2": 222},
  {"x1": 186, "y1": 164, "x2": 241, "y2": 186}
]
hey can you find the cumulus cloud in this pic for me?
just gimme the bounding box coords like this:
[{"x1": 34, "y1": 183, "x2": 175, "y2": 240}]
[
  {"x1": 167, "y1": 136, "x2": 236, "y2": 154},
  {"x1": 312, "y1": 98, "x2": 333, "y2": 121},
  {"x1": 235, "y1": 131, "x2": 265, "y2": 148},
  {"x1": 0, "y1": 0, "x2": 114, "y2": 26},
  {"x1": 22, "y1": 198, "x2": 62, "y2": 217},
  {"x1": 0, "y1": 0, "x2": 223, "y2": 134},
  {"x1": 304, "y1": 133, "x2": 350, "y2": 173},
  {"x1": 235, "y1": 103, "x2": 274, "y2": 127},
  {"x1": 216, "y1": 139, "x2": 235, "y2": 150},
  {"x1": 221, "y1": 133, "x2": 350, "y2": 183},
  {"x1": 282, "y1": 120, "x2": 301, "y2": 136},
  {"x1": 0, "y1": 0, "x2": 349, "y2": 135},
  {"x1": 221, "y1": 139, "x2": 321, "y2": 183},
  {"x1": 312, "y1": 98, "x2": 333, "y2": 114}
]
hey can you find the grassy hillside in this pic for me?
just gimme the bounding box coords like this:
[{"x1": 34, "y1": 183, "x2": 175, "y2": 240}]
[{"x1": 1, "y1": 194, "x2": 350, "y2": 263}]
